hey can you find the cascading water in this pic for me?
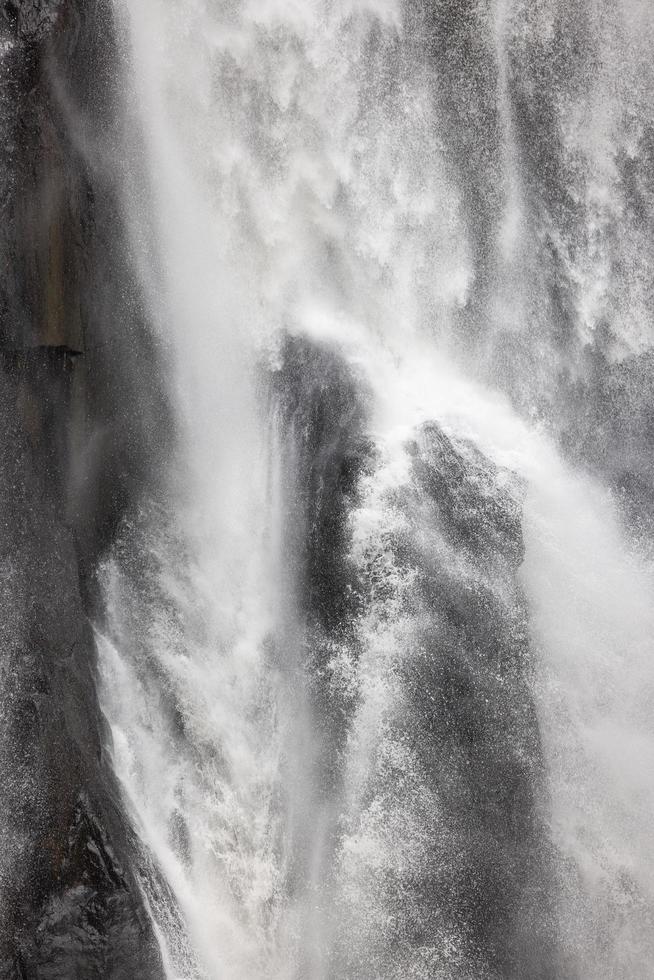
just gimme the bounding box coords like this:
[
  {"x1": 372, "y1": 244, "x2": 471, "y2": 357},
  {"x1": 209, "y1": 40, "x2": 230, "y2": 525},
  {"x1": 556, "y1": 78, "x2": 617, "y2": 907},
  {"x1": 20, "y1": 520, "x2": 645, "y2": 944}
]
[{"x1": 94, "y1": 1, "x2": 654, "y2": 978}]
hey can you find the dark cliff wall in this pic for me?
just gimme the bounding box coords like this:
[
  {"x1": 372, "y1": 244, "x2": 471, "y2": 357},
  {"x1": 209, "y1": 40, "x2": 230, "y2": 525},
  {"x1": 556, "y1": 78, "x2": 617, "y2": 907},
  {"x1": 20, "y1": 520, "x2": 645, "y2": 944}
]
[{"x1": 0, "y1": 1, "x2": 169, "y2": 976}]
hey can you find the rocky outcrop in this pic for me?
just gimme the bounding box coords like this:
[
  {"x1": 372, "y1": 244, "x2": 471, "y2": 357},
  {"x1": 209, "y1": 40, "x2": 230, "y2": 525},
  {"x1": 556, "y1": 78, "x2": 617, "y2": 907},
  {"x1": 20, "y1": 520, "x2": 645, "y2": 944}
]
[
  {"x1": 0, "y1": 1, "x2": 169, "y2": 975},
  {"x1": 271, "y1": 339, "x2": 556, "y2": 977},
  {"x1": 402, "y1": 424, "x2": 556, "y2": 979},
  {"x1": 332, "y1": 421, "x2": 557, "y2": 979},
  {"x1": 0, "y1": 383, "x2": 163, "y2": 977},
  {"x1": 271, "y1": 334, "x2": 371, "y2": 639}
]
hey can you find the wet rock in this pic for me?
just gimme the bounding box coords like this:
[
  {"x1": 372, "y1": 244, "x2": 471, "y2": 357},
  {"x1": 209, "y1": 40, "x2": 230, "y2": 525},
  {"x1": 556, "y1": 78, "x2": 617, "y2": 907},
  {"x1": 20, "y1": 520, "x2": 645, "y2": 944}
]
[
  {"x1": 271, "y1": 334, "x2": 372, "y2": 637},
  {"x1": 401, "y1": 424, "x2": 556, "y2": 979},
  {"x1": 0, "y1": 378, "x2": 164, "y2": 978},
  {"x1": 0, "y1": 0, "x2": 170, "y2": 976},
  {"x1": 4, "y1": 1, "x2": 64, "y2": 44},
  {"x1": 336, "y1": 421, "x2": 557, "y2": 980}
]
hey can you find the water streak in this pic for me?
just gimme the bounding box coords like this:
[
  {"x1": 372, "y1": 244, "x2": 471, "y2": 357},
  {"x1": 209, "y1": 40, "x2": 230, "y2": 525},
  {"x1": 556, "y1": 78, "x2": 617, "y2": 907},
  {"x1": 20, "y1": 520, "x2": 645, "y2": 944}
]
[{"x1": 98, "y1": 1, "x2": 654, "y2": 977}]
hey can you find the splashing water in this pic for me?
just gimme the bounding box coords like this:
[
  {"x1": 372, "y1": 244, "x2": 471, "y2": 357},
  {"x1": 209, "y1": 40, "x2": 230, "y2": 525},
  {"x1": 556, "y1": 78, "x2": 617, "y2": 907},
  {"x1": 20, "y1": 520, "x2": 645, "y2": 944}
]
[{"x1": 97, "y1": 1, "x2": 654, "y2": 977}]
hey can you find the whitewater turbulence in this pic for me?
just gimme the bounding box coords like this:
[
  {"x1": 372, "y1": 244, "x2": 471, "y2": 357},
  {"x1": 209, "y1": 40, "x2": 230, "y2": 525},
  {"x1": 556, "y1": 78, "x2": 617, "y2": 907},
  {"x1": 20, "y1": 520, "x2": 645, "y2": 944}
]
[{"x1": 95, "y1": 1, "x2": 654, "y2": 978}]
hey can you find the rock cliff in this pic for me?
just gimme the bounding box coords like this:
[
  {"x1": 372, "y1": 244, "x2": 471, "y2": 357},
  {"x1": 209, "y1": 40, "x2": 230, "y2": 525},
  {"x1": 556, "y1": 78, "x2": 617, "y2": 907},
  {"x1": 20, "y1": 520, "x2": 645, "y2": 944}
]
[{"x1": 0, "y1": 1, "x2": 168, "y2": 975}]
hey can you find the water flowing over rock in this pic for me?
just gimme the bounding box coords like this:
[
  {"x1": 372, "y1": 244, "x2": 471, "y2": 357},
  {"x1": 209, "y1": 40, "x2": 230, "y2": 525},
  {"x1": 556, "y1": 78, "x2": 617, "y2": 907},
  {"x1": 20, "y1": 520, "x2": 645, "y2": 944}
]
[{"x1": 3, "y1": 0, "x2": 654, "y2": 978}]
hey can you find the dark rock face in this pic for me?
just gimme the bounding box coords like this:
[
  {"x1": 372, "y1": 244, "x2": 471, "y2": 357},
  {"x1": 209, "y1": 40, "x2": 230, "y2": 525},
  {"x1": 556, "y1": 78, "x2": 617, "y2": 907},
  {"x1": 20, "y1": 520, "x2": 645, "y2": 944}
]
[
  {"x1": 403, "y1": 425, "x2": 555, "y2": 978},
  {"x1": 4, "y1": 1, "x2": 64, "y2": 44},
  {"x1": 1, "y1": 0, "x2": 171, "y2": 566},
  {"x1": 0, "y1": 381, "x2": 164, "y2": 979},
  {"x1": 333, "y1": 422, "x2": 556, "y2": 979},
  {"x1": 267, "y1": 336, "x2": 372, "y2": 927},
  {"x1": 270, "y1": 335, "x2": 375, "y2": 786},
  {"x1": 272, "y1": 335, "x2": 371, "y2": 640},
  {"x1": 0, "y1": 1, "x2": 168, "y2": 976}
]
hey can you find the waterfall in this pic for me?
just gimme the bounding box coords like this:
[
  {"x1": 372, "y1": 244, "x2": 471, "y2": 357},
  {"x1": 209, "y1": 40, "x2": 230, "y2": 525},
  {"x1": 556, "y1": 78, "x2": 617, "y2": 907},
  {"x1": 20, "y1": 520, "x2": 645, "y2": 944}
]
[{"x1": 93, "y1": 1, "x2": 654, "y2": 978}]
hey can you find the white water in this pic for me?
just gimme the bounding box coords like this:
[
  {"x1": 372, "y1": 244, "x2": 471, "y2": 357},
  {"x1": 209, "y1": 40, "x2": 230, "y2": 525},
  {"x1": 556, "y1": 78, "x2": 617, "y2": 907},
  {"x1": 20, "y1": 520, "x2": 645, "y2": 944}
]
[{"x1": 98, "y1": 1, "x2": 654, "y2": 977}]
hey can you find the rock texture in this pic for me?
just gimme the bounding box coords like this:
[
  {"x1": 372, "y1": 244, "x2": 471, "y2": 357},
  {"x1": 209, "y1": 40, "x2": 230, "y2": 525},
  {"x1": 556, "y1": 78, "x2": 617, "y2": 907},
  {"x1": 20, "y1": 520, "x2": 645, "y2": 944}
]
[
  {"x1": 272, "y1": 335, "x2": 371, "y2": 641},
  {"x1": 328, "y1": 419, "x2": 557, "y2": 979},
  {"x1": 402, "y1": 425, "x2": 556, "y2": 979},
  {"x1": 0, "y1": 1, "x2": 169, "y2": 975},
  {"x1": 271, "y1": 339, "x2": 555, "y2": 977}
]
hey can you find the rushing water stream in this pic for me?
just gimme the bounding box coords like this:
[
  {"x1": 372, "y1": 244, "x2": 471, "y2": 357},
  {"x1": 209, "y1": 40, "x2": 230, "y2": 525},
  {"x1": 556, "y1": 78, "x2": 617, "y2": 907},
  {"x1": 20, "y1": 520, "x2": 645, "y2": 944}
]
[{"x1": 94, "y1": 1, "x2": 654, "y2": 977}]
